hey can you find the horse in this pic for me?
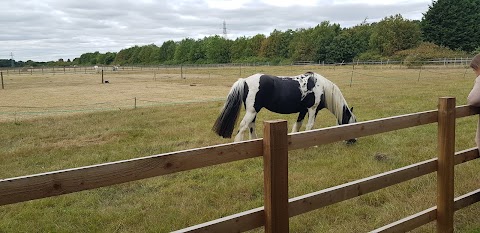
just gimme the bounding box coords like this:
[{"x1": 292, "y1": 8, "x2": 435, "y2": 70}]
[{"x1": 212, "y1": 72, "x2": 357, "y2": 143}]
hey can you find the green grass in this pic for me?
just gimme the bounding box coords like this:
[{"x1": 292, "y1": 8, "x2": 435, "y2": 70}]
[{"x1": 1, "y1": 66, "x2": 480, "y2": 232}]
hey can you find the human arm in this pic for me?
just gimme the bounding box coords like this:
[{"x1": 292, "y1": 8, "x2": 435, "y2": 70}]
[{"x1": 467, "y1": 75, "x2": 480, "y2": 106}]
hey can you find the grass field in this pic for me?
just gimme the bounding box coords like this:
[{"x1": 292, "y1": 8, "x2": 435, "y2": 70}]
[{"x1": 1, "y1": 65, "x2": 480, "y2": 232}]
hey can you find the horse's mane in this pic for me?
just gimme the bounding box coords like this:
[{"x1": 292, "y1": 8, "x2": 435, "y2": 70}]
[{"x1": 315, "y1": 73, "x2": 348, "y2": 124}]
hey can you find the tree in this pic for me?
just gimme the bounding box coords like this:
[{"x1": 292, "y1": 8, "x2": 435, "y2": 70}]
[
  {"x1": 345, "y1": 23, "x2": 373, "y2": 58},
  {"x1": 137, "y1": 44, "x2": 159, "y2": 64},
  {"x1": 115, "y1": 47, "x2": 136, "y2": 65},
  {"x1": 203, "y1": 35, "x2": 231, "y2": 63},
  {"x1": 230, "y1": 36, "x2": 249, "y2": 61},
  {"x1": 189, "y1": 39, "x2": 206, "y2": 63},
  {"x1": 99, "y1": 52, "x2": 116, "y2": 65},
  {"x1": 326, "y1": 30, "x2": 356, "y2": 63},
  {"x1": 311, "y1": 21, "x2": 341, "y2": 63},
  {"x1": 248, "y1": 34, "x2": 266, "y2": 57},
  {"x1": 370, "y1": 14, "x2": 422, "y2": 56},
  {"x1": 77, "y1": 52, "x2": 101, "y2": 65},
  {"x1": 422, "y1": 0, "x2": 480, "y2": 52},
  {"x1": 159, "y1": 40, "x2": 176, "y2": 63},
  {"x1": 289, "y1": 28, "x2": 316, "y2": 62},
  {"x1": 260, "y1": 29, "x2": 293, "y2": 59},
  {"x1": 174, "y1": 38, "x2": 196, "y2": 63}
]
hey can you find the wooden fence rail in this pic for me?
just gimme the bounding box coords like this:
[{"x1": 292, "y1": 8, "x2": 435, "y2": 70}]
[{"x1": 1, "y1": 98, "x2": 480, "y2": 232}]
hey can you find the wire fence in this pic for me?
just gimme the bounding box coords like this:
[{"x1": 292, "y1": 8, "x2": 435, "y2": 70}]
[
  {"x1": 0, "y1": 97, "x2": 225, "y2": 122},
  {"x1": 0, "y1": 57, "x2": 474, "y2": 76},
  {"x1": 0, "y1": 60, "x2": 475, "y2": 122}
]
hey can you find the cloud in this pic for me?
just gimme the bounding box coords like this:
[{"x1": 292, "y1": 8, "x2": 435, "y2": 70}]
[{"x1": 0, "y1": 0, "x2": 431, "y2": 61}]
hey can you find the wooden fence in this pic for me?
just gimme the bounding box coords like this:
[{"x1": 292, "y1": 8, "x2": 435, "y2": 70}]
[{"x1": 1, "y1": 97, "x2": 480, "y2": 232}]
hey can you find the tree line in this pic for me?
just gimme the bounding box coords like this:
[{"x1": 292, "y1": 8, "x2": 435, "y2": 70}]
[
  {"x1": 2, "y1": 0, "x2": 479, "y2": 67},
  {"x1": 72, "y1": 15, "x2": 427, "y2": 66}
]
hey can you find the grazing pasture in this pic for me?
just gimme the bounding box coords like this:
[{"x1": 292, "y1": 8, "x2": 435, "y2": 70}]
[{"x1": 0, "y1": 65, "x2": 479, "y2": 232}]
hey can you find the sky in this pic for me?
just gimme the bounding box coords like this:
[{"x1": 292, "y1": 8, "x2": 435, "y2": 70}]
[{"x1": 0, "y1": 0, "x2": 432, "y2": 62}]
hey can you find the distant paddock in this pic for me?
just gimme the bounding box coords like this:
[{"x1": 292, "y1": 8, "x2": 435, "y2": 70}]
[{"x1": 0, "y1": 64, "x2": 473, "y2": 122}]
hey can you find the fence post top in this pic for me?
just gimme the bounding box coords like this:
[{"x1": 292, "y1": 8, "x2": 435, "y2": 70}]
[
  {"x1": 439, "y1": 97, "x2": 456, "y2": 100},
  {"x1": 264, "y1": 119, "x2": 287, "y2": 124}
]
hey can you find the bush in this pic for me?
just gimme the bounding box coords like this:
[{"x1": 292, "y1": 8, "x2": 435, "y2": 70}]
[
  {"x1": 473, "y1": 47, "x2": 480, "y2": 55},
  {"x1": 393, "y1": 42, "x2": 469, "y2": 61},
  {"x1": 356, "y1": 50, "x2": 384, "y2": 61},
  {"x1": 402, "y1": 55, "x2": 424, "y2": 68},
  {"x1": 231, "y1": 56, "x2": 269, "y2": 64}
]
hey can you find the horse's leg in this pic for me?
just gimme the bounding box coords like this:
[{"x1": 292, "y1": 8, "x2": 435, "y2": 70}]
[
  {"x1": 292, "y1": 110, "x2": 307, "y2": 133},
  {"x1": 248, "y1": 115, "x2": 258, "y2": 139},
  {"x1": 234, "y1": 110, "x2": 257, "y2": 142},
  {"x1": 305, "y1": 107, "x2": 318, "y2": 131}
]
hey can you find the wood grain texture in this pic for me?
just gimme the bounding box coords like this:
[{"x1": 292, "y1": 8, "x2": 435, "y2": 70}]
[
  {"x1": 263, "y1": 120, "x2": 289, "y2": 233},
  {"x1": 455, "y1": 105, "x2": 480, "y2": 118},
  {"x1": 370, "y1": 207, "x2": 437, "y2": 233},
  {"x1": 0, "y1": 139, "x2": 263, "y2": 206},
  {"x1": 437, "y1": 97, "x2": 455, "y2": 233},
  {"x1": 453, "y1": 188, "x2": 480, "y2": 211},
  {"x1": 370, "y1": 188, "x2": 480, "y2": 233},
  {"x1": 288, "y1": 158, "x2": 437, "y2": 217},
  {"x1": 288, "y1": 105, "x2": 479, "y2": 151},
  {"x1": 174, "y1": 148, "x2": 479, "y2": 232},
  {"x1": 172, "y1": 207, "x2": 264, "y2": 233},
  {"x1": 288, "y1": 110, "x2": 438, "y2": 150}
]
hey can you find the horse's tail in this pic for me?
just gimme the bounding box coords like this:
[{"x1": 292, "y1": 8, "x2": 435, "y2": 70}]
[{"x1": 212, "y1": 78, "x2": 246, "y2": 138}]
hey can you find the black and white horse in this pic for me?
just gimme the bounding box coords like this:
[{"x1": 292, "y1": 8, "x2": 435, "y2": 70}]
[{"x1": 212, "y1": 72, "x2": 357, "y2": 143}]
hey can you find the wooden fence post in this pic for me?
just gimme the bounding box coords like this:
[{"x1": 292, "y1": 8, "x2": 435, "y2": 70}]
[
  {"x1": 437, "y1": 97, "x2": 455, "y2": 233},
  {"x1": 263, "y1": 120, "x2": 289, "y2": 233}
]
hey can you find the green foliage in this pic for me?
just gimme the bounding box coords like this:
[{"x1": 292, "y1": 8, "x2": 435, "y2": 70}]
[
  {"x1": 473, "y1": 47, "x2": 480, "y2": 55},
  {"x1": 422, "y1": 0, "x2": 480, "y2": 52},
  {"x1": 260, "y1": 29, "x2": 294, "y2": 59},
  {"x1": 370, "y1": 14, "x2": 422, "y2": 56},
  {"x1": 230, "y1": 37, "x2": 250, "y2": 60},
  {"x1": 326, "y1": 30, "x2": 356, "y2": 63},
  {"x1": 348, "y1": 23, "x2": 373, "y2": 55},
  {"x1": 203, "y1": 35, "x2": 231, "y2": 63},
  {"x1": 394, "y1": 42, "x2": 469, "y2": 61},
  {"x1": 0, "y1": 59, "x2": 15, "y2": 67},
  {"x1": 311, "y1": 21, "x2": 342, "y2": 63},
  {"x1": 99, "y1": 52, "x2": 116, "y2": 65},
  {"x1": 174, "y1": 38, "x2": 196, "y2": 64},
  {"x1": 248, "y1": 34, "x2": 266, "y2": 57},
  {"x1": 397, "y1": 42, "x2": 470, "y2": 68},
  {"x1": 356, "y1": 50, "x2": 384, "y2": 61},
  {"x1": 73, "y1": 51, "x2": 118, "y2": 66},
  {"x1": 289, "y1": 28, "x2": 316, "y2": 62},
  {"x1": 159, "y1": 40, "x2": 176, "y2": 63},
  {"x1": 230, "y1": 56, "x2": 269, "y2": 64}
]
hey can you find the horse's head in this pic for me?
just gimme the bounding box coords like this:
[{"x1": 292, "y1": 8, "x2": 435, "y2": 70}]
[{"x1": 342, "y1": 106, "x2": 357, "y2": 145}]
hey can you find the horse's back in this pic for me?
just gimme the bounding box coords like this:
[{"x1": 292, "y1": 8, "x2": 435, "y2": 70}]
[{"x1": 244, "y1": 73, "x2": 315, "y2": 114}]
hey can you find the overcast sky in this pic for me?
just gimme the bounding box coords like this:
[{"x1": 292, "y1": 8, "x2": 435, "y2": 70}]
[{"x1": 0, "y1": 0, "x2": 432, "y2": 62}]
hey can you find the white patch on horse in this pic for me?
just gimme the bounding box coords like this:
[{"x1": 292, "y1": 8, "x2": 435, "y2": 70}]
[{"x1": 282, "y1": 73, "x2": 315, "y2": 101}]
